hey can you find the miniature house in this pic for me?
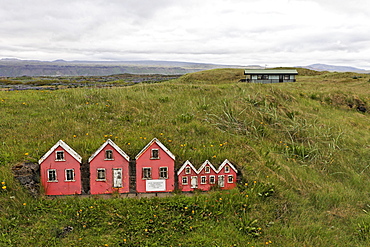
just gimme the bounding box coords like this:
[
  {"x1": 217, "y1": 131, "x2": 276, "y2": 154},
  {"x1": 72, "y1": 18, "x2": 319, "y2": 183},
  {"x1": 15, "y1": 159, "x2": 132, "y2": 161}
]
[
  {"x1": 244, "y1": 69, "x2": 298, "y2": 83},
  {"x1": 177, "y1": 160, "x2": 199, "y2": 192},
  {"x1": 217, "y1": 159, "x2": 238, "y2": 190},
  {"x1": 135, "y1": 138, "x2": 175, "y2": 193},
  {"x1": 88, "y1": 139, "x2": 130, "y2": 195},
  {"x1": 39, "y1": 140, "x2": 82, "y2": 195},
  {"x1": 177, "y1": 159, "x2": 238, "y2": 192}
]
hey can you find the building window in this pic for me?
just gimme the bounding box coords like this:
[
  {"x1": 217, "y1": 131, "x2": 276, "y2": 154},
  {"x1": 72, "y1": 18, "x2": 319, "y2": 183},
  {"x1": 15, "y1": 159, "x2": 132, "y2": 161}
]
[
  {"x1": 185, "y1": 167, "x2": 190, "y2": 174},
  {"x1": 209, "y1": 175, "x2": 215, "y2": 184},
  {"x1": 142, "y1": 167, "x2": 151, "y2": 179},
  {"x1": 257, "y1": 75, "x2": 268, "y2": 80},
  {"x1": 284, "y1": 75, "x2": 290, "y2": 80},
  {"x1": 151, "y1": 149, "x2": 159, "y2": 159},
  {"x1": 228, "y1": 175, "x2": 234, "y2": 183},
  {"x1": 96, "y1": 168, "x2": 106, "y2": 181},
  {"x1": 201, "y1": 176, "x2": 207, "y2": 184},
  {"x1": 105, "y1": 150, "x2": 113, "y2": 160},
  {"x1": 182, "y1": 176, "x2": 188, "y2": 185},
  {"x1": 65, "y1": 169, "x2": 75, "y2": 181},
  {"x1": 225, "y1": 165, "x2": 230, "y2": 173},
  {"x1": 56, "y1": 151, "x2": 64, "y2": 161},
  {"x1": 47, "y1": 169, "x2": 57, "y2": 182},
  {"x1": 205, "y1": 166, "x2": 210, "y2": 173},
  {"x1": 159, "y1": 167, "x2": 168, "y2": 179}
]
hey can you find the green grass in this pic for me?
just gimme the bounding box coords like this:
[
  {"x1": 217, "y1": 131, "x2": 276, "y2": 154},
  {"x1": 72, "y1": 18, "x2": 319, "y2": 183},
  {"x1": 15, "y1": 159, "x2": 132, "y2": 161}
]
[{"x1": 1, "y1": 69, "x2": 370, "y2": 246}]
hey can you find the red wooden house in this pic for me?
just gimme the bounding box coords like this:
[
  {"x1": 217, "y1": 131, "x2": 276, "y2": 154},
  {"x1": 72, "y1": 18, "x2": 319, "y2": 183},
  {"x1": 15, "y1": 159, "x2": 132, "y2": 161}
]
[
  {"x1": 135, "y1": 138, "x2": 175, "y2": 193},
  {"x1": 39, "y1": 140, "x2": 82, "y2": 195},
  {"x1": 197, "y1": 160, "x2": 218, "y2": 191},
  {"x1": 217, "y1": 159, "x2": 238, "y2": 190},
  {"x1": 88, "y1": 139, "x2": 130, "y2": 195},
  {"x1": 177, "y1": 160, "x2": 199, "y2": 192}
]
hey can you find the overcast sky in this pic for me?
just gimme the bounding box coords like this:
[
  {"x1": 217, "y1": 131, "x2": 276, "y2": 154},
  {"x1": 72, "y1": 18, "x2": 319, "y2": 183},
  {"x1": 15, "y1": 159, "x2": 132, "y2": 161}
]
[{"x1": 1, "y1": 0, "x2": 370, "y2": 69}]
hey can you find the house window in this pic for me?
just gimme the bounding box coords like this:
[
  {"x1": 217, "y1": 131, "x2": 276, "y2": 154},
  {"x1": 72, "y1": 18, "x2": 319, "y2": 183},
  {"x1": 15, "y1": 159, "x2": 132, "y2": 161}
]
[
  {"x1": 105, "y1": 150, "x2": 113, "y2": 160},
  {"x1": 56, "y1": 151, "x2": 64, "y2": 161},
  {"x1": 142, "y1": 167, "x2": 151, "y2": 179},
  {"x1": 209, "y1": 175, "x2": 215, "y2": 184},
  {"x1": 185, "y1": 167, "x2": 190, "y2": 174},
  {"x1": 284, "y1": 75, "x2": 290, "y2": 80},
  {"x1": 159, "y1": 167, "x2": 168, "y2": 179},
  {"x1": 257, "y1": 75, "x2": 268, "y2": 80},
  {"x1": 47, "y1": 169, "x2": 57, "y2": 182},
  {"x1": 182, "y1": 176, "x2": 188, "y2": 185},
  {"x1": 65, "y1": 169, "x2": 75, "y2": 181},
  {"x1": 200, "y1": 176, "x2": 207, "y2": 184},
  {"x1": 151, "y1": 149, "x2": 159, "y2": 159},
  {"x1": 205, "y1": 166, "x2": 210, "y2": 173},
  {"x1": 225, "y1": 165, "x2": 230, "y2": 173},
  {"x1": 228, "y1": 175, "x2": 234, "y2": 183},
  {"x1": 96, "y1": 168, "x2": 106, "y2": 181}
]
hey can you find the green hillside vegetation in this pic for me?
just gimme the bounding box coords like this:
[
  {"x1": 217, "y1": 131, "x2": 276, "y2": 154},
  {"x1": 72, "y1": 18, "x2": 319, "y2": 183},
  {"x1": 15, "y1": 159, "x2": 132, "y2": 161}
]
[{"x1": 1, "y1": 69, "x2": 370, "y2": 246}]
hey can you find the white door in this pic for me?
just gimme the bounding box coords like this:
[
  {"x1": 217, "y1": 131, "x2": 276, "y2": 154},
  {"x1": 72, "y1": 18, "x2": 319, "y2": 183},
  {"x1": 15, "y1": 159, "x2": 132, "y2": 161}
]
[
  {"x1": 191, "y1": 176, "x2": 198, "y2": 188},
  {"x1": 218, "y1": 175, "x2": 225, "y2": 187},
  {"x1": 113, "y1": 168, "x2": 123, "y2": 188}
]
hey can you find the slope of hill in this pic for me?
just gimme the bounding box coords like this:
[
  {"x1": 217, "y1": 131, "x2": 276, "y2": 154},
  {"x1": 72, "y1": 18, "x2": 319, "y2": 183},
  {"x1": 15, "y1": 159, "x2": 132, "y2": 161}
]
[
  {"x1": 305, "y1": 63, "x2": 368, "y2": 72},
  {"x1": 0, "y1": 69, "x2": 370, "y2": 246},
  {"x1": 0, "y1": 59, "x2": 250, "y2": 77}
]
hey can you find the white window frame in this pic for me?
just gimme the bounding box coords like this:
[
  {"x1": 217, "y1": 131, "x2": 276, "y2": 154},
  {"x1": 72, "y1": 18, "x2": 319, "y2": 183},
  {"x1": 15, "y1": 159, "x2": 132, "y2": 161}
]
[
  {"x1": 209, "y1": 175, "x2": 215, "y2": 184},
  {"x1": 142, "y1": 167, "x2": 152, "y2": 179},
  {"x1": 65, "y1": 169, "x2": 75, "y2": 182},
  {"x1": 159, "y1": 167, "x2": 168, "y2": 179},
  {"x1": 182, "y1": 176, "x2": 188, "y2": 185},
  {"x1": 47, "y1": 169, "x2": 58, "y2": 182},
  {"x1": 96, "y1": 168, "x2": 106, "y2": 181},
  {"x1": 228, "y1": 175, "x2": 234, "y2": 183},
  {"x1": 151, "y1": 149, "x2": 159, "y2": 159},
  {"x1": 105, "y1": 150, "x2": 114, "y2": 160},
  {"x1": 185, "y1": 167, "x2": 191, "y2": 174},
  {"x1": 55, "y1": 151, "x2": 65, "y2": 161},
  {"x1": 205, "y1": 166, "x2": 210, "y2": 173},
  {"x1": 200, "y1": 176, "x2": 207, "y2": 184},
  {"x1": 225, "y1": 165, "x2": 230, "y2": 173}
]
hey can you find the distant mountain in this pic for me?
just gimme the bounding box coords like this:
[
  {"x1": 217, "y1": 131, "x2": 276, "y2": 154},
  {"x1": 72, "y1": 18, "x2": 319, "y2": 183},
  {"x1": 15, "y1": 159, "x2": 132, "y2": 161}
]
[
  {"x1": 0, "y1": 59, "x2": 250, "y2": 77},
  {"x1": 305, "y1": 63, "x2": 367, "y2": 72}
]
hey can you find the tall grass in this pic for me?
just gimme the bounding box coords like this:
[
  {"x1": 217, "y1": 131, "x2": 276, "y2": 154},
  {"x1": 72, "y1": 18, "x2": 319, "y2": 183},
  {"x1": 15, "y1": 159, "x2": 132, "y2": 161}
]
[{"x1": 1, "y1": 69, "x2": 370, "y2": 246}]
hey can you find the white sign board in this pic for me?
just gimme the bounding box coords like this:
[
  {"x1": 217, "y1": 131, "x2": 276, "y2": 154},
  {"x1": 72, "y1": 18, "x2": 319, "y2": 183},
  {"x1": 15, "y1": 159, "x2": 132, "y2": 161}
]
[{"x1": 146, "y1": 180, "x2": 166, "y2": 192}]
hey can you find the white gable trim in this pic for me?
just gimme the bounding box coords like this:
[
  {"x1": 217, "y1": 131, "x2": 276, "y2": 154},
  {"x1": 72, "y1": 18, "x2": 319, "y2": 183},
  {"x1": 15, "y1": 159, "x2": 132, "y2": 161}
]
[
  {"x1": 135, "y1": 138, "x2": 175, "y2": 160},
  {"x1": 217, "y1": 159, "x2": 238, "y2": 173},
  {"x1": 197, "y1": 160, "x2": 218, "y2": 173},
  {"x1": 38, "y1": 140, "x2": 82, "y2": 164},
  {"x1": 88, "y1": 139, "x2": 130, "y2": 163},
  {"x1": 177, "y1": 160, "x2": 199, "y2": 175}
]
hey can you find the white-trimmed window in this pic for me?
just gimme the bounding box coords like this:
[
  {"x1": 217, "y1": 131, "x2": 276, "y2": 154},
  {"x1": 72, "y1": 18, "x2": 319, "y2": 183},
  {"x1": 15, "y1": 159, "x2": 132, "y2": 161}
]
[
  {"x1": 182, "y1": 176, "x2": 188, "y2": 185},
  {"x1": 65, "y1": 169, "x2": 75, "y2": 181},
  {"x1": 185, "y1": 167, "x2": 191, "y2": 174},
  {"x1": 47, "y1": 169, "x2": 57, "y2": 182},
  {"x1": 151, "y1": 149, "x2": 159, "y2": 159},
  {"x1": 228, "y1": 175, "x2": 234, "y2": 183},
  {"x1": 159, "y1": 167, "x2": 168, "y2": 179},
  {"x1": 142, "y1": 167, "x2": 151, "y2": 179},
  {"x1": 56, "y1": 151, "x2": 65, "y2": 161},
  {"x1": 200, "y1": 176, "x2": 207, "y2": 184},
  {"x1": 225, "y1": 165, "x2": 230, "y2": 173},
  {"x1": 284, "y1": 75, "x2": 290, "y2": 80},
  {"x1": 96, "y1": 168, "x2": 106, "y2": 181},
  {"x1": 105, "y1": 150, "x2": 113, "y2": 160},
  {"x1": 209, "y1": 175, "x2": 215, "y2": 184},
  {"x1": 205, "y1": 166, "x2": 210, "y2": 173}
]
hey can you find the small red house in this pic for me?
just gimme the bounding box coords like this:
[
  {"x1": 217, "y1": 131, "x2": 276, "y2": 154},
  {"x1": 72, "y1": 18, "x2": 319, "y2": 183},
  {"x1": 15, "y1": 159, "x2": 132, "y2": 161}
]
[
  {"x1": 217, "y1": 159, "x2": 238, "y2": 190},
  {"x1": 39, "y1": 140, "x2": 82, "y2": 195},
  {"x1": 197, "y1": 160, "x2": 218, "y2": 191},
  {"x1": 135, "y1": 138, "x2": 175, "y2": 193},
  {"x1": 177, "y1": 160, "x2": 199, "y2": 192},
  {"x1": 88, "y1": 139, "x2": 130, "y2": 195}
]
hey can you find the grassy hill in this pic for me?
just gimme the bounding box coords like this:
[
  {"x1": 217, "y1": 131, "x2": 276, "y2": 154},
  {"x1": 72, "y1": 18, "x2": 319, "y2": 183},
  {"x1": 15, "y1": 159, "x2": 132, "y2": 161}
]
[{"x1": 1, "y1": 69, "x2": 370, "y2": 246}]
